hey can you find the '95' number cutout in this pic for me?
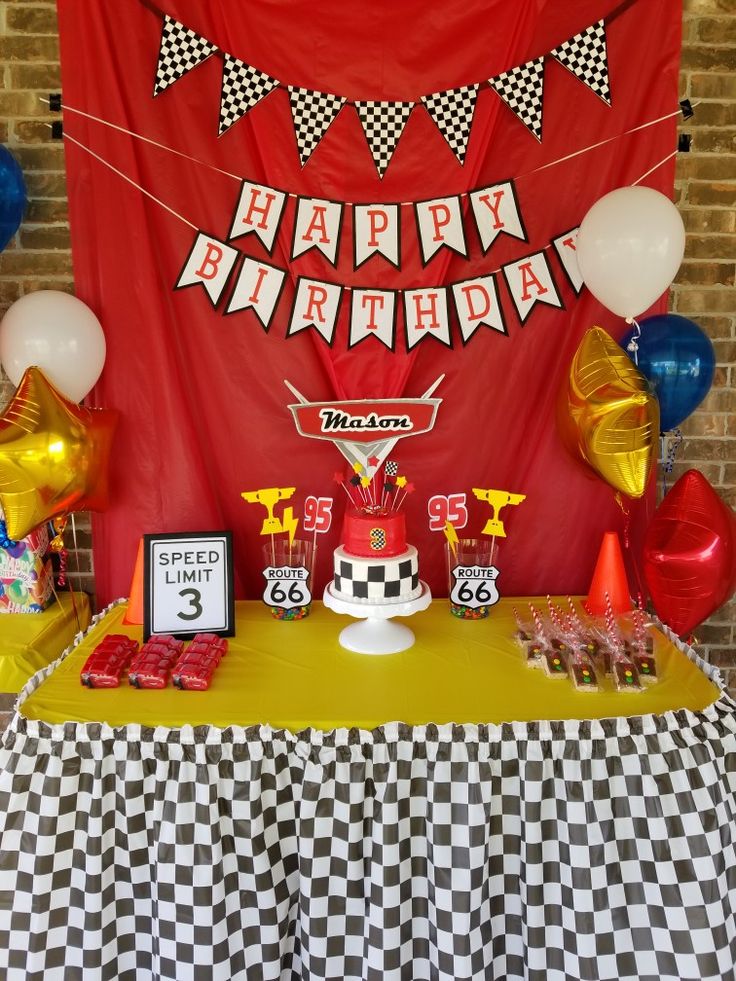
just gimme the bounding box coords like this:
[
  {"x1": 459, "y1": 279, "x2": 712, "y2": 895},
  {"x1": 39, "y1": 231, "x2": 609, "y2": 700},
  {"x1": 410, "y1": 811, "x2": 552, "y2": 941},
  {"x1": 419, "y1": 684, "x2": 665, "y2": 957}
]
[
  {"x1": 428, "y1": 494, "x2": 468, "y2": 532},
  {"x1": 303, "y1": 496, "x2": 333, "y2": 534}
]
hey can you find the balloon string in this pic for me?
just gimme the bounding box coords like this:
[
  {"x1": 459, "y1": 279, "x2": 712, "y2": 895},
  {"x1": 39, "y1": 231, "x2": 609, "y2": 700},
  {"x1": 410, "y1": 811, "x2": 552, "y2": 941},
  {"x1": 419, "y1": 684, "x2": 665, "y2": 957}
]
[
  {"x1": 614, "y1": 492, "x2": 631, "y2": 549},
  {"x1": 625, "y1": 317, "x2": 642, "y2": 366},
  {"x1": 662, "y1": 428, "x2": 683, "y2": 496}
]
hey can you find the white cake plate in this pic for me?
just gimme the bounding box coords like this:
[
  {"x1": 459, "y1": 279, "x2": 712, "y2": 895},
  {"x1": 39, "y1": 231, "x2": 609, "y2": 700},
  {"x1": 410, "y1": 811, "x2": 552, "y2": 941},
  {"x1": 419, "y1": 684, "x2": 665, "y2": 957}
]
[{"x1": 323, "y1": 582, "x2": 432, "y2": 655}]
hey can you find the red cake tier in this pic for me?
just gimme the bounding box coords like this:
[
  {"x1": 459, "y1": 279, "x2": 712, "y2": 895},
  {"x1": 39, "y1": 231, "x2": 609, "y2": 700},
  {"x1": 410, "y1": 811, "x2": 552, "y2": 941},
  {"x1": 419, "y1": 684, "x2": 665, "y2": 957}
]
[{"x1": 342, "y1": 508, "x2": 407, "y2": 557}]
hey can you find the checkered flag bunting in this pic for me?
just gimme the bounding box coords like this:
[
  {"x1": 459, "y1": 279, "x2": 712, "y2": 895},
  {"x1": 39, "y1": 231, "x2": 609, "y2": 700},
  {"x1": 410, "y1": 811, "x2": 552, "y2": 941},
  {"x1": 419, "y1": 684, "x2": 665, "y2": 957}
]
[
  {"x1": 488, "y1": 57, "x2": 545, "y2": 141},
  {"x1": 551, "y1": 19, "x2": 611, "y2": 105},
  {"x1": 154, "y1": 15, "x2": 218, "y2": 97},
  {"x1": 355, "y1": 101, "x2": 414, "y2": 178},
  {"x1": 421, "y1": 84, "x2": 479, "y2": 164},
  {"x1": 219, "y1": 54, "x2": 280, "y2": 135},
  {"x1": 288, "y1": 87, "x2": 346, "y2": 166}
]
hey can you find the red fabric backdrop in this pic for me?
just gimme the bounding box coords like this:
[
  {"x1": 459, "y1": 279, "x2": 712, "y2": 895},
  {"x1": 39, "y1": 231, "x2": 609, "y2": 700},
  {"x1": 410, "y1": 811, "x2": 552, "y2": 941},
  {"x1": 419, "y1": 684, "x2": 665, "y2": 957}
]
[{"x1": 56, "y1": 0, "x2": 681, "y2": 607}]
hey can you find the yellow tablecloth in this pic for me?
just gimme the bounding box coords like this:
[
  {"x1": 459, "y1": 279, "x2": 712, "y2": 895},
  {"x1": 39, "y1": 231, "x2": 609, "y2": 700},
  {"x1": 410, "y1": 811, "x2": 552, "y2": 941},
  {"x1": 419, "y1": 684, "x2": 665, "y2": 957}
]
[
  {"x1": 20, "y1": 597, "x2": 719, "y2": 730},
  {"x1": 0, "y1": 592, "x2": 91, "y2": 692}
]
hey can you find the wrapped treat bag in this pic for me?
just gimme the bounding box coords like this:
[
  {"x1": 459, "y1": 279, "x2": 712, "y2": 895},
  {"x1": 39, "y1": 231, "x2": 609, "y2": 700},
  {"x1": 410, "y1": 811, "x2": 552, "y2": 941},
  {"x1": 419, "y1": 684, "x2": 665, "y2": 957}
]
[
  {"x1": 0, "y1": 516, "x2": 54, "y2": 613},
  {"x1": 513, "y1": 606, "x2": 543, "y2": 668},
  {"x1": 604, "y1": 593, "x2": 642, "y2": 692},
  {"x1": 627, "y1": 606, "x2": 658, "y2": 684}
]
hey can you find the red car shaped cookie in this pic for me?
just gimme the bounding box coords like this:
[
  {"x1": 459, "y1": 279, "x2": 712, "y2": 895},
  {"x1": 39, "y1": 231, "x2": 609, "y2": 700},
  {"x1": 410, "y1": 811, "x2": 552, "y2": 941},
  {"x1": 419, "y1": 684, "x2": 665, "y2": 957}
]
[
  {"x1": 172, "y1": 634, "x2": 228, "y2": 690},
  {"x1": 128, "y1": 634, "x2": 185, "y2": 688},
  {"x1": 80, "y1": 635, "x2": 139, "y2": 688}
]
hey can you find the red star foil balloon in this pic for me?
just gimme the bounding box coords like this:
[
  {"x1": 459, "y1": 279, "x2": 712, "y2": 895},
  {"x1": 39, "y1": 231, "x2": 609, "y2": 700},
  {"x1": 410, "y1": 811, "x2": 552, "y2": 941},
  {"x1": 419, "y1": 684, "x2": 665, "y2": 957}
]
[
  {"x1": 643, "y1": 469, "x2": 736, "y2": 636},
  {"x1": 0, "y1": 366, "x2": 118, "y2": 540},
  {"x1": 559, "y1": 327, "x2": 659, "y2": 498}
]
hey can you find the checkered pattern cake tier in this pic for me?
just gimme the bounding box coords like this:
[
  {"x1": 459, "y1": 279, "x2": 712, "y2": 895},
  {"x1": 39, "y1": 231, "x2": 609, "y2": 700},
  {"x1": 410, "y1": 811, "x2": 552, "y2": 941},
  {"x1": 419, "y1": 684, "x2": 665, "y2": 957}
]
[{"x1": 332, "y1": 545, "x2": 421, "y2": 603}]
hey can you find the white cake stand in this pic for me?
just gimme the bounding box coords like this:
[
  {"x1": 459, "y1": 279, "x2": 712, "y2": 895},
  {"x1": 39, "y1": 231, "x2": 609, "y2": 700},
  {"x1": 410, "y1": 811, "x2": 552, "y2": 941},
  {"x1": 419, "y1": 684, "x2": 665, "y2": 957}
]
[{"x1": 323, "y1": 582, "x2": 432, "y2": 654}]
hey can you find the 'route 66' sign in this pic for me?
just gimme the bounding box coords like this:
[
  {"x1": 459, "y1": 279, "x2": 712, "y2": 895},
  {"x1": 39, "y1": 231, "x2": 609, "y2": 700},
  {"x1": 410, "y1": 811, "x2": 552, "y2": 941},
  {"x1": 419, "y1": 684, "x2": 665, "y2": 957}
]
[
  {"x1": 262, "y1": 565, "x2": 312, "y2": 610},
  {"x1": 449, "y1": 564, "x2": 500, "y2": 609}
]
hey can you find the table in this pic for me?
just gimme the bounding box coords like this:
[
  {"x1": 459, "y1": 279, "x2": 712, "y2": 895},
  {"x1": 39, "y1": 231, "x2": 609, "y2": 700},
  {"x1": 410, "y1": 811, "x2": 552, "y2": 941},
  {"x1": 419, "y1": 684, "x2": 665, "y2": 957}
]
[
  {"x1": 1, "y1": 598, "x2": 735, "y2": 981},
  {"x1": 0, "y1": 592, "x2": 91, "y2": 693}
]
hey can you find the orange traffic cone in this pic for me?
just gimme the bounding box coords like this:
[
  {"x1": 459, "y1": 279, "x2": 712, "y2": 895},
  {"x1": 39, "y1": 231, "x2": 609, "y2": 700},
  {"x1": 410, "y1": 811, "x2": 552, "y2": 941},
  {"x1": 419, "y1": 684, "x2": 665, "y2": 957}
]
[
  {"x1": 585, "y1": 531, "x2": 632, "y2": 616},
  {"x1": 122, "y1": 539, "x2": 144, "y2": 625}
]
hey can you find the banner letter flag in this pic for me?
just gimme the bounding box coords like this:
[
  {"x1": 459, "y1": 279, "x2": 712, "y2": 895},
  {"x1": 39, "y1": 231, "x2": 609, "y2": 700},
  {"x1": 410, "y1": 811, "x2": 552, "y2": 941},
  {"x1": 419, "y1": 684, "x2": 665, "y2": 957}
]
[
  {"x1": 452, "y1": 275, "x2": 506, "y2": 343},
  {"x1": 551, "y1": 20, "x2": 611, "y2": 105},
  {"x1": 349, "y1": 289, "x2": 397, "y2": 350},
  {"x1": 287, "y1": 277, "x2": 343, "y2": 344},
  {"x1": 502, "y1": 251, "x2": 563, "y2": 324},
  {"x1": 488, "y1": 58, "x2": 545, "y2": 141},
  {"x1": 228, "y1": 181, "x2": 286, "y2": 253},
  {"x1": 469, "y1": 180, "x2": 527, "y2": 255},
  {"x1": 219, "y1": 54, "x2": 280, "y2": 135},
  {"x1": 354, "y1": 101, "x2": 414, "y2": 178},
  {"x1": 414, "y1": 196, "x2": 467, "y2": 265},
  {"x1": 353, "y1": 204, "x2": 400, "y2": 269},
  {"x1": 421, "y1": 85, "x2": 479, "y2": 164},
  {"x1": 404, "y1": 288, "x2": 451, "y2": 350},
  {"x1": 288, "y1": 87, "x2": 346, "y2": 166},
  {"x1": 154, "y1": 16, "x2": 218, "y2": 97},
  {"x1": 553, "y1": 227, "x2": 584, "y2": 294},
  {"x1": 175, "y1": 232, "x2": 240, "y2": 306},
  {"x1": 291, "y1": 197, "x2": 343, "y2": 266},
  {"x1": 225, "y1": 257, "x2": 286, "y2": 328}
]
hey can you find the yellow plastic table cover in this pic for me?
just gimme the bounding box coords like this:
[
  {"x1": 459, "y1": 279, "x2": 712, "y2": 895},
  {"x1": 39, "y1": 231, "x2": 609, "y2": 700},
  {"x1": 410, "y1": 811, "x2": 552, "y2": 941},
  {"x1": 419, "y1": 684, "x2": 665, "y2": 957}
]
[
  {"x1": 0, "y1": 592, "x2": 91, "y2": 692},
  {"x1": 20, "y1": 597, "x2": 719, "y2": 731}
]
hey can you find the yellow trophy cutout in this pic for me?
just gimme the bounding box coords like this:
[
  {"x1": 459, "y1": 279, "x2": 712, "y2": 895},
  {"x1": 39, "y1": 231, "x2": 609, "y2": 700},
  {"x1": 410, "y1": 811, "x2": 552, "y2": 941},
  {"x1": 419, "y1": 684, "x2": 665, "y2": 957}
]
[
  {"x1": 472, "y1": 488, "x2": 526, "y2": 537},
  {"x1": 241, "y1": 487, "x2": 297, "y2": 535}
]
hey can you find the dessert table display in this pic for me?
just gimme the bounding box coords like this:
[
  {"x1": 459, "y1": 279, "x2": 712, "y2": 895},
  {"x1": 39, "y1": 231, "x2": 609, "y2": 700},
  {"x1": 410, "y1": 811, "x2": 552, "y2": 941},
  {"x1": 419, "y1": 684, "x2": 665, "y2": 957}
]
[
  {"x1": 1, "y1": 598, "x2": 735, "y2": 981},
  {"x1": 0, "y1": 592, "x2": 91, "y2": 692}
]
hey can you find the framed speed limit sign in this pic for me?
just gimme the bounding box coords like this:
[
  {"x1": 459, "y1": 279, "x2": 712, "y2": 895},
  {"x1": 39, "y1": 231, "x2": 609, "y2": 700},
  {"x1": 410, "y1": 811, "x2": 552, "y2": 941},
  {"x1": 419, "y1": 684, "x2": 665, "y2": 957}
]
[{"x1": 143, "y1": 531, "x2": 235, "y2": 640}]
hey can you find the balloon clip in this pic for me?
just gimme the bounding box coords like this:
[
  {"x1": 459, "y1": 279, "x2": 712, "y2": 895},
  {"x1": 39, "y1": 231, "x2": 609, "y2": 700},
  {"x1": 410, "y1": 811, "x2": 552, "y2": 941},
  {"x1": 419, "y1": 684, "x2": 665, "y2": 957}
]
[
  {"x1": 50, "y1": 121, "x2": 63, "y2": 140},
  {"x1": 678, "y1": 133, "x2": 692, "y2": 153},
  {"x1": 48, "y1": 92, "x2": 62, "y2": 112},
  {"x1": 679, "y1": 99, "x2": 694, "y2": 120}
]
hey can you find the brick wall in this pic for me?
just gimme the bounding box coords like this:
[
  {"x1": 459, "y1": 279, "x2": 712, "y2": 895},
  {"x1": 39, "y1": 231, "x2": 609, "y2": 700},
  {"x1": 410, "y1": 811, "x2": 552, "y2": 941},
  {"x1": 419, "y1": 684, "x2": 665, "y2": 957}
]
[
  {"x1": 0, "y1": 2, "x2": 734, "y2": 724},
  {"x1": 0, "y1": 0, "x2": 94, "y2": 613},
  {"x1": 673, "y1": 0, "x2": 736, "y2": 688}
]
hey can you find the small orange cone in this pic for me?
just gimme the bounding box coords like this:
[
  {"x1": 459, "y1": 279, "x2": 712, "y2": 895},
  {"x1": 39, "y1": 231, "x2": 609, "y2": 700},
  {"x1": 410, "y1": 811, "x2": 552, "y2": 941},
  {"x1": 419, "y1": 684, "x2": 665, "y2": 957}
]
[
  {"x1": 122, "y1": 539, "x2": 144, "y2": 625},
  {"x1": 585, "y1": 531, "x2": 632, "y2": 615}
]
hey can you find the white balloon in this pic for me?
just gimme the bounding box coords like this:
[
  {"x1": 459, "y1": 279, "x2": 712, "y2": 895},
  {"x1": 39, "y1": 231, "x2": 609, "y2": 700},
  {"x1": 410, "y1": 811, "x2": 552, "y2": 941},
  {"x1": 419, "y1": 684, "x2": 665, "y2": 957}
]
[
  {"x1": 576, "y1": 186, "x2": 685, "y2": 321},
  {"x1": 0, "y1": 290, "x2": 106, "y2": 402}
]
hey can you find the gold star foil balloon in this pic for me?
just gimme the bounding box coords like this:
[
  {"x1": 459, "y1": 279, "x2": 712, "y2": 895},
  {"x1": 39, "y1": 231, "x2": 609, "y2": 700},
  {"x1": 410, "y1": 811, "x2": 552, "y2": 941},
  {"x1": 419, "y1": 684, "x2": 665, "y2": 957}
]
[
  {"x1": 559, "y1": 327, "x2": 658, "y2": 499},
  {"x1": 0, "y1": 366, "x2": 118, "y2": 539}
]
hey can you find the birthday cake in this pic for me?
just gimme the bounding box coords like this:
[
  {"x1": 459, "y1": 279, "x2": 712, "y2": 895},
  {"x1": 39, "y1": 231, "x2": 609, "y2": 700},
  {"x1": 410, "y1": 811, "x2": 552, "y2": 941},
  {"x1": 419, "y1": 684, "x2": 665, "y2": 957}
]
[{"x1": 332, "y1": 507, "x2": 421, "y2": 603}]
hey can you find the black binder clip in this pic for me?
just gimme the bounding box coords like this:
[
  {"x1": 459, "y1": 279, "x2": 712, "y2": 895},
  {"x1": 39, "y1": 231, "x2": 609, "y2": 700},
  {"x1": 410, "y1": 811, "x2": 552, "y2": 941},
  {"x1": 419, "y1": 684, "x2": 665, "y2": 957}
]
[
  {"x1": 48, "y1": 92, "x2": 62, "y2": 112},
  {"x1": 51, "y1": 121, "x2": 63, "y2": 140},
  {"x1": 678, "y1": 133, "x2": 692, "y2": 153},
  {"x1": 679, "y1": 99, "x2": 694, "y2": 120}
]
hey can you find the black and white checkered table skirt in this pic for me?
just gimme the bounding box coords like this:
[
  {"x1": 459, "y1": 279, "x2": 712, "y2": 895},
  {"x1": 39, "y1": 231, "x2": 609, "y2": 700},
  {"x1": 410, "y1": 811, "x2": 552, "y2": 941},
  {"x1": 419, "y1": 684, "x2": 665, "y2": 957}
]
[{"x1": 0, "y1": 612, "x2": 735, "y2": 980}]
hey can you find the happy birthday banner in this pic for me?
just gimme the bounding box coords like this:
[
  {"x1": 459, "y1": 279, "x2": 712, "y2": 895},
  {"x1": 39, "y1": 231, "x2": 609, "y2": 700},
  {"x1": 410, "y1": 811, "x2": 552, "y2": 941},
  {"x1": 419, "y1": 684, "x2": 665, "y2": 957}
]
[
  {"x1": 61, "y1": 94, "x2": 684, "y2": 351},
  {"x1": 175, "y1": 218, "x2": 578, "y2": 349},
  {"x1": 151, "y1": 4, "x2": 619, "y2": 176}
]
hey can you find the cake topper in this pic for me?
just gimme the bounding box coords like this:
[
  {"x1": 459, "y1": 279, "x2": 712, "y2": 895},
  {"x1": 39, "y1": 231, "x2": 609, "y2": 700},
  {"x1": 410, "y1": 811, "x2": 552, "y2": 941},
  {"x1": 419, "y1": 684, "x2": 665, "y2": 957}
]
[{"x1": 284, "y1": 375, "x2": 443, "y2": 479}]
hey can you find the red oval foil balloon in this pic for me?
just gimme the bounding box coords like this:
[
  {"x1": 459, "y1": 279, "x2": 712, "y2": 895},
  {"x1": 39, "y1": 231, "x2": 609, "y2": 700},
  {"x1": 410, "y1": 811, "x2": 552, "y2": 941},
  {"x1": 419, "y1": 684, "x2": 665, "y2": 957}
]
[{"x1": 643, "y1": 469, "x2": 736, "y2": 636}]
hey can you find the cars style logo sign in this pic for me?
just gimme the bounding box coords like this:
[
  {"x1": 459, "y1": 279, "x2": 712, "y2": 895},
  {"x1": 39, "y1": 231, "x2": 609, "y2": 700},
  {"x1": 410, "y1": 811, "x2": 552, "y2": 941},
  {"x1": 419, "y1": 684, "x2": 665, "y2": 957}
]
[{"x1": 284, "y1": 376, "x2": 443, "y2": 476}]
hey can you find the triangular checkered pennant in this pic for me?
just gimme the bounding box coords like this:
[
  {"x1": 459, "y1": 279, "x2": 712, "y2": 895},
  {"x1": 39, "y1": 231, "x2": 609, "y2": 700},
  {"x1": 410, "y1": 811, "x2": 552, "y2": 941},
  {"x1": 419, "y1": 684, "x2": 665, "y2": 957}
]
[
  {"x1": 154, "y1": 15, "x2": 218, "y2": 97},
  {"x1": 219, "y1": 54, "x2": 280, "y2": 135},
  {"x1": 551, "y1": 20, "x2": 611, "y2": 105},
  {"x1": 288, "y1": 87, "x2": 346, "y2": 166},
  {"x1": 421, "y1": 84, "x2": 479, "y2": 164},
  {"x1": 354, "y1": 101, "x2": 414, "y2": 178},
  {"x1": 488, "y1": 57, "x2": 545, "y2": 141}
]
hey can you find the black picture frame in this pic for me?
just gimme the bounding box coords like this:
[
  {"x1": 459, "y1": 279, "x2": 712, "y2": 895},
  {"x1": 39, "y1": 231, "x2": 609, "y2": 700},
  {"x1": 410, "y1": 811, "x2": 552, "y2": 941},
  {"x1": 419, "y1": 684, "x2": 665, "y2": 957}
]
[{"x1": 142, "y1": 531, "x2": 235, "y2": 641}]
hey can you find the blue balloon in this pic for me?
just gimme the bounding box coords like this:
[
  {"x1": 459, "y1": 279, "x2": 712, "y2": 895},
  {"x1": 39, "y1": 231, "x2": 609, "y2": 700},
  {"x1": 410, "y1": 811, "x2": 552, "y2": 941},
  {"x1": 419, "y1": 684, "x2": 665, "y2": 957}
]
[
  {"x1": 0, "y1": 146, "x2": 26, "y2": 252},
  {"x1": 620, "y1": 314, "x2": 715, "y2": 431}
]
